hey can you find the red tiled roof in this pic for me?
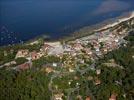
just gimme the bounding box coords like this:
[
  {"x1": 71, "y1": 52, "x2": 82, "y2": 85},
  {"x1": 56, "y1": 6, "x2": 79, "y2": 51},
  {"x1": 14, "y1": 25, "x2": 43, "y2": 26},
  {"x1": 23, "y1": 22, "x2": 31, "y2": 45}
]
[
  {"x1": 18, "y1": 63, "x2": 30, "y2": 70},
  {"x1": 109, "y1": 93, "x2": 117, "y2": 100},
  {"x1": 86, "y1": 96, "x2": 91, "y2": 100}
]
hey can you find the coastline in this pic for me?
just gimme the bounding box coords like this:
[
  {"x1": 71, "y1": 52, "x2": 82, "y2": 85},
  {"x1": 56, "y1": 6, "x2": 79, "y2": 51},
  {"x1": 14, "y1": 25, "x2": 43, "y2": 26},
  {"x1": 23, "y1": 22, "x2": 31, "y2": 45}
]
[
  {"x1": 60, "y1": 11, "x2": 134, "y2": 42},
  {"x1": 94, "y1": 11, "x2": 134, "y2": 32},
  {"x1": 1, "y1": 11, "x2": 134, "y2": 47}
]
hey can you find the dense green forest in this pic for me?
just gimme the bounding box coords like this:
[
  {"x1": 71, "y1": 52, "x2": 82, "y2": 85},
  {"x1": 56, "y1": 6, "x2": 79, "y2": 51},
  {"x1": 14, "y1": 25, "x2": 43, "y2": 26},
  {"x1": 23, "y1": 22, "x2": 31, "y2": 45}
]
[
  {"x1": 93, "y1": 33, "x2": 134, "y2": 100},
  {"x1": 0, "y1": 70, "x2": 51, "y2": 100}
]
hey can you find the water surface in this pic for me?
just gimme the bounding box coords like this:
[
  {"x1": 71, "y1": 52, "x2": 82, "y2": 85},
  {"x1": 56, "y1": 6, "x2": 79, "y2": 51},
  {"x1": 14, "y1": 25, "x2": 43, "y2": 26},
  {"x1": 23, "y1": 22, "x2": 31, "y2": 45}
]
[{"x1": 0, "y1": 0, "x2": 134, "y2": 46}]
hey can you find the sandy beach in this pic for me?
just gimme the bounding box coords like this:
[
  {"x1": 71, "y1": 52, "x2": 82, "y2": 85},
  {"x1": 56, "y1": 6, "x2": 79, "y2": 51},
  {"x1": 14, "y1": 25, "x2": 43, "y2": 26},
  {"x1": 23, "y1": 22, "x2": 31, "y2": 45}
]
[
  {"x1": 65, "y1": 11, "x2": 134, "y2": 41},
  {"x1": 95, "y1": 11, "x2": 134, "y2": 32}
]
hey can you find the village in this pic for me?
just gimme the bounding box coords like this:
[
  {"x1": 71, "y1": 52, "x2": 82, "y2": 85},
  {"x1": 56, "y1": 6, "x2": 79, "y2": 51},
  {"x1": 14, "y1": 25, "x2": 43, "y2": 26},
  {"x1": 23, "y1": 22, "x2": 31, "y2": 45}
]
[
  {"x1": 0, "y1": 18, "x2": 131, "y2": 71},
  {"x1": 0, "y1": 14, "x2": 134, "y2": 100}
]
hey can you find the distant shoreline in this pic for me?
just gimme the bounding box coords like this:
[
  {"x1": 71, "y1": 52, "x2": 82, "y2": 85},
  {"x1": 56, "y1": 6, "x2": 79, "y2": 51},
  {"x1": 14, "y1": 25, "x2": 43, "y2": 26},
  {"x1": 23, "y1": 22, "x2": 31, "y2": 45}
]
[
  {"x1": 60, "y1": 11, "x2": 134, "y2": 42},
  {"x1": 94, "y1": 11, "x2": 134, "y2": 32}
]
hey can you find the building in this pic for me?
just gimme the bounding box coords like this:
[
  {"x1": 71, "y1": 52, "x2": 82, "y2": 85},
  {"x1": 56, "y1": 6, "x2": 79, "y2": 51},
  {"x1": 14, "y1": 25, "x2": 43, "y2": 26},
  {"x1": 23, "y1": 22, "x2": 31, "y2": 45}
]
[
  {"x1": 109, "y1": 93, "x2": 117, "y2": 100},
  {"x1": 73, "y1": 43, "x2": 83, "y2": 51},
  {"x1": 132, "y1": 55, "x2": 134, "y2": 59},
  {"x1": 87, "y1": 76, "x2": 93, "y2": 81},
  {"x1": 45, "y1": 67, "x2": 54, "y2": 73},
  {"x1": 18, "y1": 62, "x2": 31, "y2": 70},
  {"x1": 53, "y1": 63, "x2": 57, "y2": 67},
  {"x1": 15, "y1": 49, "x2": 29, "y2": 58},
  {"x1": 69, "y1": 68, "x2": 75, "y2": 72},
  {"x1": 94, "y1": 78, "x2": 101, "y2": 85},
  {"x1": 84, "y1": 48, "x2": 93, "y2": 55},
  {"x1": 86, "y1": 96, "x2": 91, "y2": 100},
  {"x1": 54, "y1": 93, "x2": 64, "y2": 100},
  {"x1": 76, "y1": 95, "x2": 82, "y2": 100},
  {"x1": 41, "y1": 43, "x2": 54, "y2": 53},
  {"x1": 4, "y1": 51, "x2": 8, "y2": 56},
  {"x1": 101, "y1": 48, "x2": 108, "y2": 54},
  {"x1": 31, "y1": 51, "x2": 40, "y2": 60},
  {"x1": 4, "y1": 61, "x2": 16, "y2": 67},
  {"x1": 96, "y1": 69, "x2": 101, "y2": 75}
]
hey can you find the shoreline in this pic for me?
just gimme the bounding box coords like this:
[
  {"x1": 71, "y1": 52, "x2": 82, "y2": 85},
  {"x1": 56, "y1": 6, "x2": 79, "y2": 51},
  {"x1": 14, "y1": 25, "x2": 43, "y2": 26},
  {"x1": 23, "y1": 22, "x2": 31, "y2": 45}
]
[
  {"x1": 1, "y1": 11, "x2": 134, "y2": 47},
  {"x1": 94, "y1": 11, "x2": 134, "y2": 32},
  {"x1": 60, "y1": 11, "x2": 134, "y2": 42}
]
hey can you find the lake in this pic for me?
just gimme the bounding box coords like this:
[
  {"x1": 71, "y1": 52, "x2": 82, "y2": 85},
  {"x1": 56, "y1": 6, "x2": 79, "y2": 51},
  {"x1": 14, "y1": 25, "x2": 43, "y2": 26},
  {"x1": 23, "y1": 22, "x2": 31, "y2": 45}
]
[{"x1": 1, "y1": 0, "x2": 134, "y2": 46}]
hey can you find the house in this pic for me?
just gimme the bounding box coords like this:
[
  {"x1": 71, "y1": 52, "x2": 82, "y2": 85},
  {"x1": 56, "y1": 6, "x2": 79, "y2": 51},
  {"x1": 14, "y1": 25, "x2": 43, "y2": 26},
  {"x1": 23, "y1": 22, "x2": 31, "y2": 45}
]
[
  {"x1": 54, "y1": 93, "x2": 64, "y2": 100},
  {"x1": 4, "y1": 61, "x2": 16, "y2": 67},
  {"x1": 53, "y1": 63, "x2": 57, "y2": 67},
  {"x1": 56, "y1": 53, "x2": 63, "y2": 59},
  {"x1": 76, "y1": 95, "x2": 82, "y2": 100},
  {"x1": 31, "y1": 51, "x2": 40, "y2": 60},
  {"x1": 45, "y1": 67, "x2": 54, "y2": 73},
  {"x1": 80, "y1": 60, "x2": 84, "y2": 64},
  {"x1": 10, "y1": 49, "x2": 14, "y2": 54},
  {"x1": 101, "y1": 48, "x2": 108, "y2": 54},
  {"x1": 4, "y1": 62, "x2": 11, "y2": 67},
  {"x1": 95, "y1": 47, "x2": 100, "y2": 52},
  {"x1": 114, "y1": 38, "x2": 119, "y2": 43},
  {"x1": 69, "y1": 68, "x2": 75, "y2": 72},
  {"x1": 76, "y1": 82, "x2": 80, "y2": 86},
  {"x1": 96, "y1": 69, "x2": 101, "y2": 75},
  {"x1": 111, "y1": 42, "x2": 118, "y2": 49},
  {"x1": 4, "y1": 51, "x2": 8, "y2": 56},
  {"x1": 96, "y1": 51, "x2": 102, "y2": 56},
  {"x1": 38, "y1": 52, "x2": 44, "y2": 57},
  {"x1": 69, "y1": 51, "x2": 77, "y2": 56},
  {"x1": 18, "y1": 62, "x2": 31, "y2": 70},
  {"x1": 63, "y1": 44, "x2": 72, "y2": 51},
  {"x1": 15, "y1": 49, "x2": 29, "y2": 58},
  {"x1": 109, "y1": 93, "x2": 117, "y2": 100},
  {"x1": 73, "y1": 43, "x2": 83, "y2": 51},
  {"x1": 10, "y1": 61, "x2": 17, "y2": 65},
  {"x1": 68, "y1": 81, "x2": 71, "y2": 85},
  {"x1": 84, "y1": 48, "x2": 92, "y2": 55},
  {"x1": 41, "y1": 43, "x2": 54, "y2": 53},
  {"x1": 86, "y1": 96, "x2": 91, "y2": 100},
  {"x1": 132, "y1": 55, "x2": 134, "y2": 59},
  {"x1": 74, "y1": 76, "x2": 79, "y2": 80},
  {"x1": 87, "y1": 76, "x2": 93, "y2": 81},
  {"x1": 94, "y1": 78, "x2": 101, "y2": 85}
]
